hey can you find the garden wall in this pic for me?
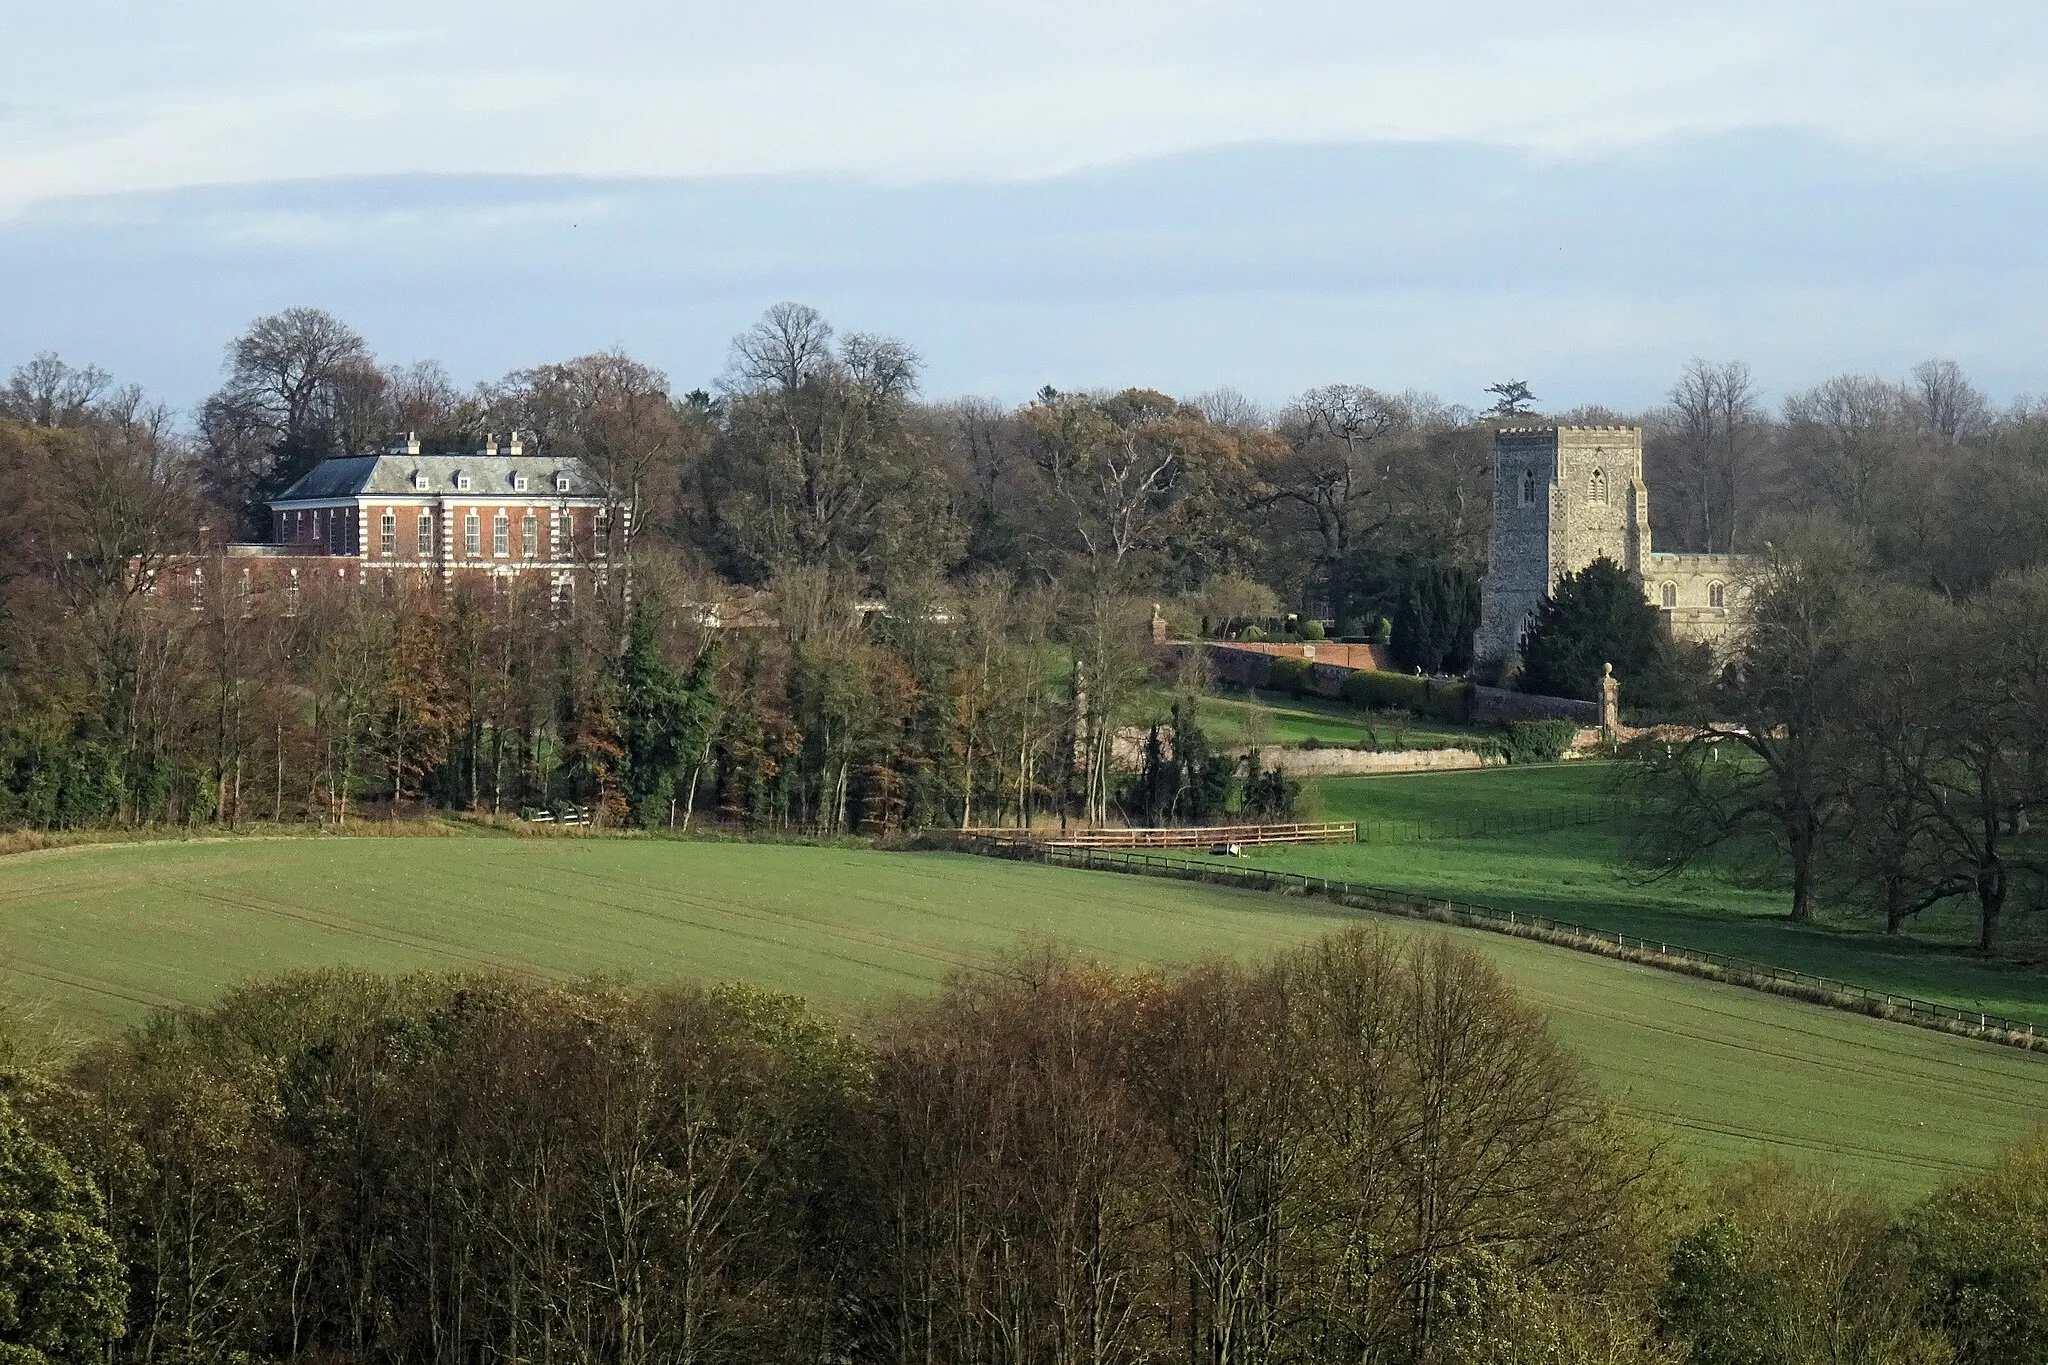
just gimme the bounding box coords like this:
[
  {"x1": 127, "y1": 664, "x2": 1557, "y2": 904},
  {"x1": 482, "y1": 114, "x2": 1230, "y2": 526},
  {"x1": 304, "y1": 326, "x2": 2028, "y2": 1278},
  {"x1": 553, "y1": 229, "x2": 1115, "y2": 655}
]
[{"x1": 1251, "y1": 745, "x2": 1504, "y2": 776}]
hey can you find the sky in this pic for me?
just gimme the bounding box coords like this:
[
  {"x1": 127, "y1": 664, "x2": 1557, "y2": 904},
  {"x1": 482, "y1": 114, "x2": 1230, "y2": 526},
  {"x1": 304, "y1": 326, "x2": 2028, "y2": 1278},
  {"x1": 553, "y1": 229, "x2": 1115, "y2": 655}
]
[{"x1": 5, "y1": 1, "x2": 2047, "y2": 412}]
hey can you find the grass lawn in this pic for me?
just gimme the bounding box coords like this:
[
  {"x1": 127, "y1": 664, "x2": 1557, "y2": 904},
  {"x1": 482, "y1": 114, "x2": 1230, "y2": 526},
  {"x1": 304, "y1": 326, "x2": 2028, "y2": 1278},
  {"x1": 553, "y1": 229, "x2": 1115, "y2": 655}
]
[
  {"x1": 1253, "y1": 764, "x2": 2048, "y2": 1028},
  {"x1": 3, "y1": 834, "x2": 2045, "y2": 1195},
  {"x1": 1139, "y1": 688, "x2": 1488, "y2": 751}
]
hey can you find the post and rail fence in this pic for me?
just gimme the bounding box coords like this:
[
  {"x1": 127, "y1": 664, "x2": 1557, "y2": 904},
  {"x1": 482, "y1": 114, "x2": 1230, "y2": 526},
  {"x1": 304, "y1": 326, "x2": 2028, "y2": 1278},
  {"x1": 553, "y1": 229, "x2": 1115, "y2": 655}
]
[{"x1": 954, "y1": 837, "x2": 2047, "y2": 1054}]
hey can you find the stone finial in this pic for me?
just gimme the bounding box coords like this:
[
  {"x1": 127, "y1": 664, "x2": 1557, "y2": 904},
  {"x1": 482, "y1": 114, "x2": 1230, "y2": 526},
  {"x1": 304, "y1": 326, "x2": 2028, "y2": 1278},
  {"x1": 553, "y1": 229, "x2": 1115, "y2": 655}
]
[{"x1": 1150, "y1": 601, "x2": 1167, "y2": 645}]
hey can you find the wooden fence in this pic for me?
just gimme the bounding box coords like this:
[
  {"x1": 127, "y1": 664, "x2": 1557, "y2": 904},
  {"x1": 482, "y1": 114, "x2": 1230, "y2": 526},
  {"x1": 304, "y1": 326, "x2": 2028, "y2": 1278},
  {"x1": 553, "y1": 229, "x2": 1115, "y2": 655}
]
[{"x1": 962, "y1": 821, "x2": 1356, "y2": 851}]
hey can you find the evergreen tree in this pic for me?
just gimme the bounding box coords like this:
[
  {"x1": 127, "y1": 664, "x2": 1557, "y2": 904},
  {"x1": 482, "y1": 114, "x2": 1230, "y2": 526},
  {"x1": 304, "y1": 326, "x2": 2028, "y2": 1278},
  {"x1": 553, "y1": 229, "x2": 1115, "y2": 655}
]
[
  {"x1": 614, "y1": 603, "x2": 721, "y2": 827},
  {"x1": 1517, "y1": 556, "x2": 1668, "y2": 704},
  {"x1": 1391, "y1": 562, "x2": 1481, "y2": 674}
]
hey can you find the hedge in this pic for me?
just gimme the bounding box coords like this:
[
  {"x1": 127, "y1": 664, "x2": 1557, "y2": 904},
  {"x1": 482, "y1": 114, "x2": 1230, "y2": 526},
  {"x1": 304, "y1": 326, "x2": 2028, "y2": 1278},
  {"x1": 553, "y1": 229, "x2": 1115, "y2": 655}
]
[
  {"x1": 1338, "y1": 671, "x2": 1474, "y2": 723},
  {"x1": 1498, "y1": 719, "x2": 1580, "y2": 764},
  {"x1": 1267, "y1": 656, "x2": 1313, "y2": 696}
]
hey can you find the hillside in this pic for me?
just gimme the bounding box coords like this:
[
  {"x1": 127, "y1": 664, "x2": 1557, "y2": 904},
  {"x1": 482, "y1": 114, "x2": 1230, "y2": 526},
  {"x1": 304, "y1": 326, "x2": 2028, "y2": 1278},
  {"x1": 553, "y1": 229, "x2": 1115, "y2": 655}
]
[{"x1": 2, "y1": 834, "x2": 2043, "y2": 1194}]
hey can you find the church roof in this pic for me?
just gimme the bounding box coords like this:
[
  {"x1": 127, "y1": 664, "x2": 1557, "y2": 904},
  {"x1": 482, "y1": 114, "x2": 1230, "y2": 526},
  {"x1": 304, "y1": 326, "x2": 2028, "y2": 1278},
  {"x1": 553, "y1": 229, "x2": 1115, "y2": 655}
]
[{"x1": 272, "y1": 452, "x2": 603, "y2": 503}]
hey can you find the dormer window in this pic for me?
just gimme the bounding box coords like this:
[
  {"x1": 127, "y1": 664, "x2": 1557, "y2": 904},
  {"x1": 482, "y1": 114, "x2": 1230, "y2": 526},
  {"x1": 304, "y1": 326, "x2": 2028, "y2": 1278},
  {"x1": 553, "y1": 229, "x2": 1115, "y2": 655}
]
[
  {"x1": 413, "y1": 471, "x2": 430, "y2": 491},
  {"x1": 513, "y1": 473, "x2": 529, "y2": 492},
  {"x1": 553, "y1": 472, "x2": 571, "y2": 493},
  {"x1": 455, "y1": 471, "x2": 472, "y2": 492}
]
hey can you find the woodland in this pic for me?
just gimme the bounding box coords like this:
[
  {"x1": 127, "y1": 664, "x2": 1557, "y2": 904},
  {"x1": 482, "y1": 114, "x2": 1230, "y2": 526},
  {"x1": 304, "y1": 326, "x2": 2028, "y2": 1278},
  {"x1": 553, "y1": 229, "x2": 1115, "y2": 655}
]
[{"x1": 6, "y1": 310, "x2": 2048, "y2": 937}]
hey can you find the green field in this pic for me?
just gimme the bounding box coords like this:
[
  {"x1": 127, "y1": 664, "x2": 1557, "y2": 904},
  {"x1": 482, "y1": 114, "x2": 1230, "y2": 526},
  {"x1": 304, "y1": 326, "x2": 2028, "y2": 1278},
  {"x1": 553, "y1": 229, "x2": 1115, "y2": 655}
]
[
  {"x1": 3, "y1": 834, "x2": 2044, "y2": 1195},
  {"x1": 1228, "y1": 765, "x2": 2048, "y2": 1029},
  {"x1": 1143, "y1": 689, "x2": 1484, "y2": 750}
]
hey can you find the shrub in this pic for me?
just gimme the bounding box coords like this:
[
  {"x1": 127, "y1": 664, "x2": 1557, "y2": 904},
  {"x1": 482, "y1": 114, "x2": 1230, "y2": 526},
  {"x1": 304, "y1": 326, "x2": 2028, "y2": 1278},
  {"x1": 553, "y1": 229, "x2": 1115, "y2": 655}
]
[
  {"x1": 1498, "y1": 719, "x2": 1579, "y2": 764},
  {"x1": 1238, "y1": 625, "x2": 1266, "y2": 643},
  {"x1": 1339, "y1": 670, "x2": 1473, "y2": 723},
  {"x1": 1372, "y1": 616, "x2": 1394, "y2": 644},
  {"x1": 1300, "y1": 619, "x2": 1326, "y2": 641},
  {"x1": 1267, "y1": 656, "x2": 1312, "y2": 696}
]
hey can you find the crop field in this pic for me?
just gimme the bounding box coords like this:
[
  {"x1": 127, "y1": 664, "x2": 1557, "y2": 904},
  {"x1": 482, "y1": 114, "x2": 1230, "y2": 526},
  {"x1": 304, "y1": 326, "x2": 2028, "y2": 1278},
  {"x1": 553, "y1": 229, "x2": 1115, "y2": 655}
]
[
  {"x1": 1249, "y1": 764, "x2": 2048, "y2": 1029},
  {"x1": 3, "y1": 834, "x2": 2045, "y2": 1195}
]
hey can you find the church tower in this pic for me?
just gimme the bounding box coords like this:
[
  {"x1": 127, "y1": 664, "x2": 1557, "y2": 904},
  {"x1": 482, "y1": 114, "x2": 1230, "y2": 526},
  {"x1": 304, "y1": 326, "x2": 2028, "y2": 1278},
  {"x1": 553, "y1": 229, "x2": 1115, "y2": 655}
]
[{"x1": 1473, "y1": 426, "x2": 1652, "y2": 663}]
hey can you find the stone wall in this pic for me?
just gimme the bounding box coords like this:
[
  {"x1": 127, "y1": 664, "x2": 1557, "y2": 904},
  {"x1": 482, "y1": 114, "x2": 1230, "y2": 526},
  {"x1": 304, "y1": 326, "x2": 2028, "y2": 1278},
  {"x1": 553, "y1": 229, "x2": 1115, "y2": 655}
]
[
  {"x1": 1647, "y1": 551, "x2": 1747, "y2": 646},
  {"x1": 1470, "y1": 685, "x2": 1600, "y2": 726},
  {"x1": 1251, "y1": 745, "x2": 1504, "y2": 776},
  {"x1": 1202, "y1": 642, "x2": 1389, "y2": 690}
]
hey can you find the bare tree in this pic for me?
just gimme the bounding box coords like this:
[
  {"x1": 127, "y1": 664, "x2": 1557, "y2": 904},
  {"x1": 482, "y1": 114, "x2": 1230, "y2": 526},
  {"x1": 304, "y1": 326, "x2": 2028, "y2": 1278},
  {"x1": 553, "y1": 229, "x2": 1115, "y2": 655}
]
[
  {"x1": 2, "y1": 352, "x2": 112, "y2": 426},
  {"x1": 1781, "y1": 376, "x2": 1914, "y2": 533},
  {"x1": 1912, "y1": 358, "x2": 1991, "y2": 447},
  {"x1": 1655, "y1": 359, "x2": 1761, "y2": 553}
]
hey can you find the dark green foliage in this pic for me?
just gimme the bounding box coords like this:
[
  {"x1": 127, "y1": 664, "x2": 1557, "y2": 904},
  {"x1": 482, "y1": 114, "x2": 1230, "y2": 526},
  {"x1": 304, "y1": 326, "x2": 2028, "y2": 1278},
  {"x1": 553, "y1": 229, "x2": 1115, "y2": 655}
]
[
  {"x1": 614, "y1": 602, "x2": 723, "y2": 827},
  {"x1": 1907, "y1": 1137, "x2": 2048, "y2": 1365},
  {"x1": 1299, "y1": 618, "x2": 1325, "y2": 641},
  {"x1": 1266, "y1": 656, "x2": 1312, "y2": 696},
  {"x1": 1240, "y1": 752, "x2": 1302, "y2": 818},
  {"x1": 1498, "y1": 720, "x2": 1580, "y2": 765},
  {"x1": 1391, "y1": 562, "x2": 1481, "y2": 675},
  {"x1": 0, "y1": 1102, "x2": 126, "y2": 1365},
  {"x1": 1338, "y1": 670, "x2": 1473, "y2": 723},
  {"x1": 1129, "y1": 694, "x2": 1238, "y2": 823},
  {"x1": 1517, "y1": 556, "x2": 1671, "y2": 706}
]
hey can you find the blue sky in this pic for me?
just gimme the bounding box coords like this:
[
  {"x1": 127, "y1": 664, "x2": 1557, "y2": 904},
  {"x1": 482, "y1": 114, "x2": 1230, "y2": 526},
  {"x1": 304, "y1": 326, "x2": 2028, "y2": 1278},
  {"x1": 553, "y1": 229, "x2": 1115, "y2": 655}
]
[{"x1": 6, "y1": 2, "x2": 2046, "y2": 411}]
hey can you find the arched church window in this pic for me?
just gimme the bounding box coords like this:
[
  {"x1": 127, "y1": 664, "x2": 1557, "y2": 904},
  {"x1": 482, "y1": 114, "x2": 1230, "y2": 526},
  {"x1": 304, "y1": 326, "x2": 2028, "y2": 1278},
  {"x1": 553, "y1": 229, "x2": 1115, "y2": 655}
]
[
  {"x1": 1709, "y1": 581, "x2": 1725, "y2": 609},
  {"x1": 1589, "y1": 469, "x2": 1607, "y2": 503},
  {"x1": 1661, "y1": 581, "x2": 1677, "y2": 609},
  {"x1": 1520, "y1": 468, "x2": 1539, "y2": 506}
]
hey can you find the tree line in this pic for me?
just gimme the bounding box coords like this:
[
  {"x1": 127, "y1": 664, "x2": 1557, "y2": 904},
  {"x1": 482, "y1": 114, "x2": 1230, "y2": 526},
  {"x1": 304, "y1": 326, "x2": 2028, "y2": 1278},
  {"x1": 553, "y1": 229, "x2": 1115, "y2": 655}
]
[
  {"x1": 8, "y1": 308, "x2": 2048, "y2": 836},
  {"x1": 7, "y1": 935, "x2": 2044, "y2": 1365}
]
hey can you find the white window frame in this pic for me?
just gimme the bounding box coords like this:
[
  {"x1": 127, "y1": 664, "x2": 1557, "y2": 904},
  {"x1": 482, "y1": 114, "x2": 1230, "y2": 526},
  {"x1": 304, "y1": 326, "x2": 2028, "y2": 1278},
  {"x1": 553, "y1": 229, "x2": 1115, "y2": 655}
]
[
  {"x1": 379, "y1": 510, "x2": 396, "y2": 556},
  {"x1": 456, "y1": 471, "x2": 472, "y2": 491},
  {"x1": 513, "y1": 474, "x2": 528, "y2": 492},
  {"x1": 416, "y1": 513, "x2": 433, "y2": 557},
  {"x1": 554, "y1": 472, "x2": 571, "y2": 492},
  {"x1": 493, "y1": 511, "x2": 509, "y2": 556},
  {"x1": 464, "y1": 510, "x2": 481, "y2": 556},
  {"x1": 413, "y1": 471, "x2": 430, "y2": 491},
  {"x1": 521, "y1": 514, "x2": 538, "y2": 557}
]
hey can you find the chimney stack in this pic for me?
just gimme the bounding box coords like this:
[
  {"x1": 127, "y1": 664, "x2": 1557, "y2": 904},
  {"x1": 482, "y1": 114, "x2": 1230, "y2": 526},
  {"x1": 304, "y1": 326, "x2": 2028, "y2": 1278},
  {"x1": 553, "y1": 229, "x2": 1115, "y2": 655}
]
[
  {"x1": 405, "y1": 431, "x2": 421, "y2": 456},
  {"x1": 508, "y1": 432, "x2": 525, "y2": 457},
  {"x1": 485, "y1": 433, "x2": 498, "y2": 457}
]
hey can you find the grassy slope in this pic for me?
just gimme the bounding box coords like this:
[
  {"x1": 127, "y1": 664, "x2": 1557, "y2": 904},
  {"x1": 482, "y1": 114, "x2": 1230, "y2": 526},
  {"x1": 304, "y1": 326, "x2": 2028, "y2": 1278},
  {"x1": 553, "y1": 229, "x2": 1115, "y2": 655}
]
[
  {"x1": 1254, "y1": 765, "x2": 2048, "y2": 1027},
  {"x1": 3, "y1": 836, "x2": 2045, "y2": 1194},
  {"x1": 1138, "y1": 689, "x2": 1484, "y2": 750}
]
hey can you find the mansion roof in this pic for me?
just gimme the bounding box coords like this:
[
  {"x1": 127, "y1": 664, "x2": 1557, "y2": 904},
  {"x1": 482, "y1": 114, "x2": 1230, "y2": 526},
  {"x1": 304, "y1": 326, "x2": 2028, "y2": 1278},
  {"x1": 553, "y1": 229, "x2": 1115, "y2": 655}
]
[{"x1": 273, "y1": 452, "x2": 603, "y2": 504}]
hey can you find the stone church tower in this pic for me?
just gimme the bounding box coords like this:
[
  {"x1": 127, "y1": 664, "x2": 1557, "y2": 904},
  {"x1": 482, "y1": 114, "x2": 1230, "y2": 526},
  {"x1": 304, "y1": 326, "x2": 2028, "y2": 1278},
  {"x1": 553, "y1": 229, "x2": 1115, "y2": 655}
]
[
  {"x1": 1474, "y1": 426, "x2": 1652, "y2": 663},
  {"x1": 1474, "y1": 424, "x2": 1749, "y2": 666}
]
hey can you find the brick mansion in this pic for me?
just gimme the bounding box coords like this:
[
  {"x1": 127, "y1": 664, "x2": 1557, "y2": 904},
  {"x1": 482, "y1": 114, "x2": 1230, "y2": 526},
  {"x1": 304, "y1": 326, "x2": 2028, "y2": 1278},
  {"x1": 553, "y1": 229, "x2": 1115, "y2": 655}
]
[{"x1": 216, "y1": 433, "x2": 617, "y2": 601}]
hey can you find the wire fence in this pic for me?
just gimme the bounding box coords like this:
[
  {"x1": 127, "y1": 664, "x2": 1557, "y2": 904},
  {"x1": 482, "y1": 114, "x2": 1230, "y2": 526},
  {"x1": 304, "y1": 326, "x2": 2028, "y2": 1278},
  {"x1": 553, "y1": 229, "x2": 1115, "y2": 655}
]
[{"x1": 964, "y1": 840, "x2": 2048, "y2": 1054}]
